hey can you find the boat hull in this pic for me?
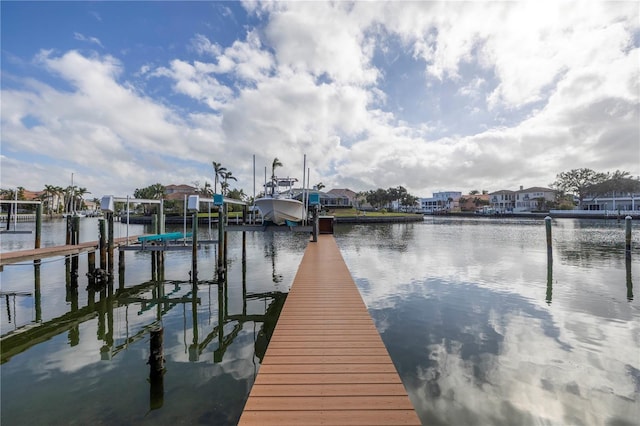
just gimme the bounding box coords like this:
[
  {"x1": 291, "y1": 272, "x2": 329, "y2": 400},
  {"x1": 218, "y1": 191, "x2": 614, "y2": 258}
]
[{"x1": 254, "y1": 198, "x2": 304, "y2": 225}]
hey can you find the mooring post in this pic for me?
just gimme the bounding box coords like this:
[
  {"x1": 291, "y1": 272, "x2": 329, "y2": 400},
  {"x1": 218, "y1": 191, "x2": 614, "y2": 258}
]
[
  {"x1": 223, "y1": 205, "x2": 228, "y2": 267},
  {"x1": 5, "y1": 202, "x2": 10, "y2": 230},
  {"x1": 108, "y1": 212, "x2": 115, "y2": 273},
  {"x1": 242, "y1": 231, "x2": 246, "y2": 263},
  {"x1": 312, "y1": 206, "x2": 319, "y2": 242},
  {"x1": 625, "y1": 216, "x2": 632, "y2": 256},
  {"x1": 217, "y1": 205, "x2": 225, "y2": 280},
  {"x1": 35, "y1": 203, "x2": 42, "y2": 250},
  {"x1": 152, "y1": 214, "x2": 158, "y2": 235},
  {"x1": 34, "y1": 264, "x2": 42, "y2": 323},
  {"x1": 66, "y1": 215, "x2": 72, "y2": 245},
  {"x1": 70, "y1": 216, "x2": 80, "y2": 280},
  {"x1": 73, "y1": 215, "x2": 80, "y2": 245},
  {"x1": 148, "y1": 325, "x2": 165, "y2": 410},
  {"x1": 119, "y1": 249, "x2": 125, "y2": 275},
  {"x1": 88, "y1": 251, "x2": 96, "y2": 275},
  {"x1": 545, "y1": 216, "x2": 552, "y2": 256},
  {"x1": 192, "y1": 211, "x2": 198, "y2": 283},
  {"x1": 99, "y1": 218, "x2": 107, "y2": 270}
]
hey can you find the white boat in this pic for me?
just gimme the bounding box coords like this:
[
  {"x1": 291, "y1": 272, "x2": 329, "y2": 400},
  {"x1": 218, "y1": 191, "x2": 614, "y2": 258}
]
[{"x1": 254, "y1": 177, "x2": 304, "y2": 225}]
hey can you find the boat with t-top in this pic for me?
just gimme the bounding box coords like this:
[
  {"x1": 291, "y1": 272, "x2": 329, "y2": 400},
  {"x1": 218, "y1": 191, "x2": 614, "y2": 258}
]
[{"x1": 254, "y1": 177, "x2": 304, "y2": 225}]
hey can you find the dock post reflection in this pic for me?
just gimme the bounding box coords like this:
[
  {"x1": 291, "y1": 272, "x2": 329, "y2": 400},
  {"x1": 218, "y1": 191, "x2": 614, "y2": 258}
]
[
  {"x1": 148, "y1": 326, "x2": 165, "y2": 410},
  {"x1": 546, "y1": 254, "x2": 553, "y2": 304},
  {"x1": 34, "y1": 264, "x2": 42, "y2": 323},
  {"x1": 545, "y1": 216, "x2": 553, "y2": 304},
  {"x1": 191, "y1": 211, "x2": 198, "y2": 283},
  {"x1": 107, "y1": 212, "x2": 114, "y2": 273},
  {"x1": 626, "y1": 256, "x2": 633, "y2": 301}
]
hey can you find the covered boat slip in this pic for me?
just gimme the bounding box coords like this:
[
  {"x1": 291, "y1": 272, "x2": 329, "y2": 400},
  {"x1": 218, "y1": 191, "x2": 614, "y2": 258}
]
[{"x1": 239, "y1": 235, "x2": 420, "y2": 425}]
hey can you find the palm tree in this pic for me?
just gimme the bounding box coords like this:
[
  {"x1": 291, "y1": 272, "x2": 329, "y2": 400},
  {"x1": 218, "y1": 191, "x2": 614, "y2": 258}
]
[
  {"x1": 200, "y1": 181, "x2": 213, "y2": 197},
  {"x1": 315, "y1": 182, "x2": 325, "y2": 190},
  {"x1": 42, "y1": 184, "x2": 57, "y2": 215},
  {"x1": 270, "y1": 157, "x2": 283, "y2": 196},
  {"x1": 212, "y1": 161, "x2": 227, "y2": 194},
  {"x1": 74, "y1": 187, "x2": 90, "y2": 212},
  {"x1": 221, "y1": 171, "x2": 237, "y2": 196}
]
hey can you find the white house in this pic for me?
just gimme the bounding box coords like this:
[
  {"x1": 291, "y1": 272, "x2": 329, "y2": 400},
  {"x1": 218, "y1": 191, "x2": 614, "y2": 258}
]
[
  {"x1": 489, "y1": 190, "x2": 516, "y2": 212},
  {"x1": 419, "y1": 191, "x2": 462, "y2": 213},
  {"x1": 581, "y1": 178, "x2": 640, "y2": 211},
  {"x1": 514, "y1": 186, "x2": 556, "y2": 212}
]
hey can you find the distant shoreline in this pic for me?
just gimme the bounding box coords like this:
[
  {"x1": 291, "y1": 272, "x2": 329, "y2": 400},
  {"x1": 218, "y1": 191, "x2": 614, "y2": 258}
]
[{"x1": 425, "y1": 211, "x2": 639, "y2": 220}]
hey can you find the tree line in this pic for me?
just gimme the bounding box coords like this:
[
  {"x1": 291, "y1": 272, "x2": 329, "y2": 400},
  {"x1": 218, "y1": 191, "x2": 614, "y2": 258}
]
[
  {"x1": 358, "y1": 186, "x2": 419, "y2": 211},
  {"x1": 0, "y1": 184, "x2": 94, "y2": 215},
  {"x1": 551, "y1": 168, "x2": 639, "y2": 206}
]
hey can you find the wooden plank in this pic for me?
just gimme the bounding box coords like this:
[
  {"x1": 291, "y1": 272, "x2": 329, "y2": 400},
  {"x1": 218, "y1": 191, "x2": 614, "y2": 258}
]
[
  {"x1": 239, "y1": 235, "x2": 420, "y2": 425},
  {"x1": 244, "y1": 396, "x2": 415, "y2": 411},
  {"x1": 239, "y1": 410, "x2": 421, "y2": 426},
  {"x1": 257, "y1": 363, "x2": 400, "y2": 374},
  {"x1": 254, "y1": 373, "x2": 403, "y2": 385},
  {"x1": 249, "y1": 383, "x2": 409, "y2": 396}
]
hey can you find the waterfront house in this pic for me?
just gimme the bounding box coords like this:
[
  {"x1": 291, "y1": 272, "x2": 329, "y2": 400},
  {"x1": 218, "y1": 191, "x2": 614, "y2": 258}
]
[
  {"x1": 326, "y1": 189, "x2": 357, "y2": 208},
  {"x1": 514, "y1": 186, "x2": 556, "y2": 212},
  {"x1": 458, "y1": 193, "x2": 490, "y2": 212},
  {"x1": 489, "y1": 190, "x2": 516, "y2": 212},
  {"x1": 581, "y1": 178, "x2": 640, "y2": 211},
  {"x1": 164, "y1": 184, "x2": 198, "y2": 201},
  {"x1": 419, "y1": 191, "x2": 462, "y2": 213}
]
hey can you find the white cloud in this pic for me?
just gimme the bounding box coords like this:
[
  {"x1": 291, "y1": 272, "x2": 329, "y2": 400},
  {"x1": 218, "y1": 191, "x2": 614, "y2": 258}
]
[
  {"x1": 73, "y1": 32, "x2": 104, "y2": 48},
  {"x1": 2, "y1": 2, "x2": 638, "y2": 200}
]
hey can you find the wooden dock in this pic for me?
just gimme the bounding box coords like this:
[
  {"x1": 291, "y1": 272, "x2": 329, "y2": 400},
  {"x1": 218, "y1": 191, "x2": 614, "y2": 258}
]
[
  {"x1": 239, "y1": 235, "x2": 420, "y2": 425},
  {"x1": 0, "y1": 236, "x2": 140, "y2": 267}
]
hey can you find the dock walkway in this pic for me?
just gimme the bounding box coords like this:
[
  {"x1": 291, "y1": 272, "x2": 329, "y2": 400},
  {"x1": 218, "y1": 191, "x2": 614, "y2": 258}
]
[
  {"x1": 239, "y1": 235, "x2": 420, "y2": 425},
  {"x1": 0, "y1": 236, "x2": 140, "y2": 267}
]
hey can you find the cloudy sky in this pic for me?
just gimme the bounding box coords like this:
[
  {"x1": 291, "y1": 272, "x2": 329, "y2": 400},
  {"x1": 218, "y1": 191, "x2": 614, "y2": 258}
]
[{"x1": 1, "y1": 1, "x2": 639, "y2": 200}]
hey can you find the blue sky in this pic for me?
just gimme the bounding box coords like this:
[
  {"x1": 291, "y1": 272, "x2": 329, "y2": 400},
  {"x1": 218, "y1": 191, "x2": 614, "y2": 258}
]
[{"x1": 2, "y1": 1, "x2": 639, "y2": 199}]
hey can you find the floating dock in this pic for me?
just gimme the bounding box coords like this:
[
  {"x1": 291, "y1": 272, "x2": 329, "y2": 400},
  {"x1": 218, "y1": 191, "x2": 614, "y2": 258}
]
[{"x1": 239, "y1": 235, "x2": 420, "y2": 425}]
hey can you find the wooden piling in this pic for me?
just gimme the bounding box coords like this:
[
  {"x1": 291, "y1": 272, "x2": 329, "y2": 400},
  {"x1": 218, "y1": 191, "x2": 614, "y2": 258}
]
[
  {"x1": 192, "y1": 211, "x2": 198, "y2": 283},
  {"x1": 107, "y1": 212, "x2": 114, "y2": 273},
  {"x1": 625, "y1": 216, "x2": 632, "y2": 255},
  {"x1": 88, "y1": 251, "x2": 96, "y2": 274},
  {"x1": 217, "y1": 205, "x2": 225, "y2": 280},
  {"x1": 545, "y1": 216, "x2": 552, "y2": 255},
  {"x1": 35, "y1": 203, "x2": 42, "y2": 250},
  {"x1": 99, "y1": 218, "x2": 107, "y2": 270}
]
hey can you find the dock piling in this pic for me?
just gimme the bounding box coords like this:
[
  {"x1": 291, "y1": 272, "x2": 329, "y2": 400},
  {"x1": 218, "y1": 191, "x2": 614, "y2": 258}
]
[
  {"x1": 192, "y1": 211, "x2": 198, "y2": 283},
  {"x1": 35, "y1": 203, "x2": 42, "y2": 251},
  {"x1": 107, "y1": 212, "x2": 114, "y2": 273},
  {"x1": 625, "y1": 216, "x2": 632, "y2": 255},
  {"x1": 545, "y1": 216, "x2": 553, "y2": 256},
  {"x1": 99, "y1": 219, "x2": 107, "y2": 270}
]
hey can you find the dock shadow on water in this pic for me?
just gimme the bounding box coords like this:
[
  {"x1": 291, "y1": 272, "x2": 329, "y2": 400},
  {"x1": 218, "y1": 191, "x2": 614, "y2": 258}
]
[
  {"x1": 335, "y1": 218, "x2": 639, "y2": 426},
  {"x1": 0, "y1": 221, "x2": 308, "y2": 425}
]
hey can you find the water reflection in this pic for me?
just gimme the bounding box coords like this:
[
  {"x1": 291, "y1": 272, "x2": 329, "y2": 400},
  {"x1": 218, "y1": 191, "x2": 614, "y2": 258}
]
[
  {"x1": 336, "y1": 218, "x2": 639, "y2": 426},
  {"x1": 1, "y1": 227, "x2": 304, "y2": 425}
]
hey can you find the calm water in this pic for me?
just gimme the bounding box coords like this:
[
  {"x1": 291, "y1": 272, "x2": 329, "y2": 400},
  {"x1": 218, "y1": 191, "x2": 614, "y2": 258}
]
[
  {"x1": 335, "y1": 217, "x2": 639, "y2": 426},
  {"x1": 1, "y1": 216, "x2": 639, "y2": 425}
]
